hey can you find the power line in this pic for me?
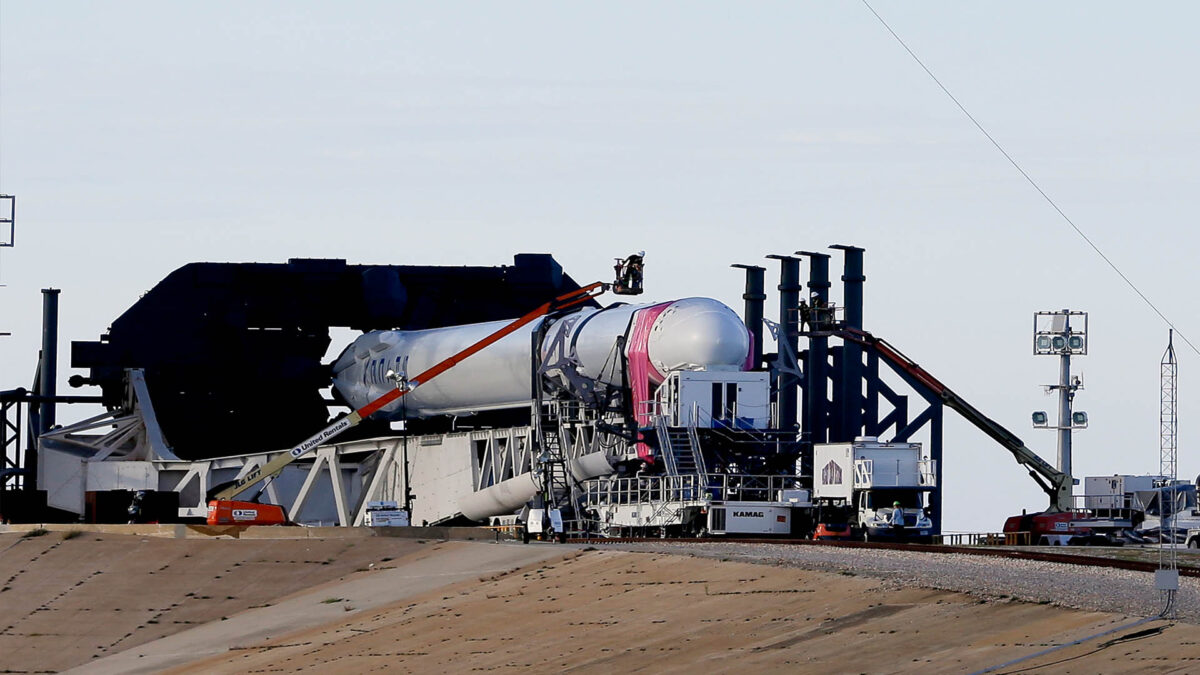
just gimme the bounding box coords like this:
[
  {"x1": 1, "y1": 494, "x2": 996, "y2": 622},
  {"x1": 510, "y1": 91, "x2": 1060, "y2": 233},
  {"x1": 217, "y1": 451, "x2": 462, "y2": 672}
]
[{"x1": 861, "y1": 0, "x2": 1200, "y2": 357}]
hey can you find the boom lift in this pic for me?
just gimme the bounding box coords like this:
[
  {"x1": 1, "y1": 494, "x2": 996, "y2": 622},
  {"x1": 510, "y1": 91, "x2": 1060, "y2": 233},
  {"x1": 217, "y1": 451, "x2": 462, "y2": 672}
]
[
  {"x1": 206, "y1": 280, "x2": 611, "y2": 525},
  {"x1": 831, "y1": 327, "x2": 1072, "y2": 513}
]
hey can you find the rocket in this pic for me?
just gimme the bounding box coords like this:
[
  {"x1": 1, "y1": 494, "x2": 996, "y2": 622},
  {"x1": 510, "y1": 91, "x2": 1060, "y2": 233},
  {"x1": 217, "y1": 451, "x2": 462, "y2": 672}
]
[
  {"x1": 330, "y1": 297, "x2": 753, "y2": 422},
  {"x1": 330, "y1": 296, "x2": 751, "y2": 522}
]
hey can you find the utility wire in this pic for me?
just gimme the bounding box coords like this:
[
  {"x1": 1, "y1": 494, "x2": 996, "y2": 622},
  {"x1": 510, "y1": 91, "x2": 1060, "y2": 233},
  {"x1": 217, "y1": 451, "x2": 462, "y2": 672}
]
[{"x1": 861, "y1": 0, "x2": 1200, "y2": 357}]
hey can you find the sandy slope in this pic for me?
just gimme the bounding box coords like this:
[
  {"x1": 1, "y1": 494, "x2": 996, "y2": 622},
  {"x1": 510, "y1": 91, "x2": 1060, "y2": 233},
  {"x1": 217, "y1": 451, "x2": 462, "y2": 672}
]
[
  {"x1": 0, "y1": 531, "x2": 455, "y2": 672},
  {"x1": 4, "y1": 532, "x2": 1200, "y2": 673},
  {"x1": 165, "y1": 548, "x2": 1200, "y2": 674}
]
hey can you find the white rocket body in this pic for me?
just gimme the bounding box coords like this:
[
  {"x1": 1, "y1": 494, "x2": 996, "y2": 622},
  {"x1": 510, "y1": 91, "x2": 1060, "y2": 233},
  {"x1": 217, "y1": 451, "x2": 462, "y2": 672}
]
[{"x1": 331, "y1": 297, "x2": 751, "y2": 419}]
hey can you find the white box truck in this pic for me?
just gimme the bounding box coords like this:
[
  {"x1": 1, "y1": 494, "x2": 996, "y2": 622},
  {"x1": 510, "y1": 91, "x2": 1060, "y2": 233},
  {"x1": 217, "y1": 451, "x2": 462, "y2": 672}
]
[{"x1": 812, "y1": 438, "x2": 936, "y2": 542}]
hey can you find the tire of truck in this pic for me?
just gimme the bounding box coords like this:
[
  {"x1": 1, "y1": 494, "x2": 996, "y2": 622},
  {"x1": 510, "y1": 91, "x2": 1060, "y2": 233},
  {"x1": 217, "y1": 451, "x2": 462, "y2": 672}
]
[
  {"x1": 1189, "y1": 537, "x2": 1199, "y2": 550},
  {"x1": 861, "y1": 529, "x2": 871, "y2": 543}
]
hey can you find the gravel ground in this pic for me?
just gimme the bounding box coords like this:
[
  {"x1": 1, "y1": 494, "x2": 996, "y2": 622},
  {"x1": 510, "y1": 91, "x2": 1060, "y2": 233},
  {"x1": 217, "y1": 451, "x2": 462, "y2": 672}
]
[{"x1": 605, "y1": 541, "x2": 1200, "y2": 623}]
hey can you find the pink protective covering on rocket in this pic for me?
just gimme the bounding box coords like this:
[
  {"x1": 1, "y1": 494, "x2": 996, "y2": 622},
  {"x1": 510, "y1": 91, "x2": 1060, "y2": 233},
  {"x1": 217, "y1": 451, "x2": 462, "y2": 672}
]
[{"x1": 626, "y1": 302, "x2": 671, "y2": 462}]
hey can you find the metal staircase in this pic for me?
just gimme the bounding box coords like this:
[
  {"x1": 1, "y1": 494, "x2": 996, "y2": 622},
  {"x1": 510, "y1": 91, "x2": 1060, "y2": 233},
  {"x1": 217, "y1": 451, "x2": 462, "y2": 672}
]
[{"x1": 655, "y1": 416, "x2": 707, "y2": 478}]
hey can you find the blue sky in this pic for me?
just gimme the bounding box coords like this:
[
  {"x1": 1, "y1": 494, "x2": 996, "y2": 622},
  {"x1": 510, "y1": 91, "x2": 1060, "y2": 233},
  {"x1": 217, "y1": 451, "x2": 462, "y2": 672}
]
[{"x1": 2, "y1": 1, "x2": 1198, "y2": 531}]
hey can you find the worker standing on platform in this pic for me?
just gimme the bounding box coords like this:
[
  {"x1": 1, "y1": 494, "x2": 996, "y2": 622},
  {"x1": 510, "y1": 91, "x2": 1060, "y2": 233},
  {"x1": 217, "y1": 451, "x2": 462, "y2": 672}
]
[
  {"x1": 810, "y1": 292, "x2": 826, "y2": 329},
  {"x1": 798, "y1": 299, "x2": 811, "y2": 332},
  {"x1": 614, "y1": 251, "x2": 645, "y2": 295}
]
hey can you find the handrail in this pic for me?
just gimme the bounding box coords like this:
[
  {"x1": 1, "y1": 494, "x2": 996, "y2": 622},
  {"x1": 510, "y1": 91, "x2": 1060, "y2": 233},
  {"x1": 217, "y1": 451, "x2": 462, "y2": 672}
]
[
  {"x1": 585, "y1": 473, "x2": 805, "y2": 507},
  {"x1": 687, "y1": 425, "x2": 708, "y2": 476},
  {"x1": 852, "y1": 458, "x2": 938, "y2": 488},
  {"x1": 655, "y1": 415, "x2": 678, "y2": 475}
]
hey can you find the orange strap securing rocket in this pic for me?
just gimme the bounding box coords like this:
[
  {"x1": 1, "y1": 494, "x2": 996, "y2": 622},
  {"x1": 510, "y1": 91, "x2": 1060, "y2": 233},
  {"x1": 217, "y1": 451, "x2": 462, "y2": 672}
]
[
  {"x1": 355, "y1": 281, "x2": 606, "y2": 419},
  {"x1": 212, "y1": 281, "x2": 607, "y2": 501}
]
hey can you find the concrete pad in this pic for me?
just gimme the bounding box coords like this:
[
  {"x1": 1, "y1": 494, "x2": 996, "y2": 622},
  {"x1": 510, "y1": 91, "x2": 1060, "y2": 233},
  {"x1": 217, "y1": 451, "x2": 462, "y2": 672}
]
[{"x1": 0, "y1": 523, "x2": 182, "y2": 538}]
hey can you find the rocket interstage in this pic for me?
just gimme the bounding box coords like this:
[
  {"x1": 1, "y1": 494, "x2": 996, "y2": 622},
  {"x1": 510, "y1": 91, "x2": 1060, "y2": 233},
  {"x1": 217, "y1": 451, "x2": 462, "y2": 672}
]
[{"x1": 330, "y1": 297, "x2": 751, "y2": 421}]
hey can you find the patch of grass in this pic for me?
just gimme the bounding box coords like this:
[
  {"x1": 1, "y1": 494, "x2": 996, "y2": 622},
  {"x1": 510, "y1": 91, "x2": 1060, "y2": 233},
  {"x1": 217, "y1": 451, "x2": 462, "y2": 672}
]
[
  {"x1": 21, "y1": 528, "x2": 48, "y2": 538},
  {"x1": 62, "y1": 530, "x2": 84, "y2": 541}
]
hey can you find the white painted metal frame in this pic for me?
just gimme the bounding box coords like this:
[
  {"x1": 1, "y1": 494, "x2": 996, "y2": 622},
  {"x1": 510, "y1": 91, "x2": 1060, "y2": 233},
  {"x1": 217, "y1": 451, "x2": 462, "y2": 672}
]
[{"x1": 39, "y1": 369, "x2": 179, "y2": 462}]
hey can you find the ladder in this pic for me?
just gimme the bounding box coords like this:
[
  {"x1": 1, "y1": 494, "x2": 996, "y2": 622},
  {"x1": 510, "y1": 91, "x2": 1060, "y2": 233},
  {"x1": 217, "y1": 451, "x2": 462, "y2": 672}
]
[{"x1": 536, "y1": 402, "x2": 572, "y2": 510}]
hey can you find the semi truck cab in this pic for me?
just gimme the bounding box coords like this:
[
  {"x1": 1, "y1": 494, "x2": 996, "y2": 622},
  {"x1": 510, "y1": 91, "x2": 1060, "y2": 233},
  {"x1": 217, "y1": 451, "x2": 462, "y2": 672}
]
[
  {"x1": 857, "y1": 488, "x2": 934, "y2": 541},
  {"x1": 813, "y1": 438, "x2": 937, "y2": 542}
]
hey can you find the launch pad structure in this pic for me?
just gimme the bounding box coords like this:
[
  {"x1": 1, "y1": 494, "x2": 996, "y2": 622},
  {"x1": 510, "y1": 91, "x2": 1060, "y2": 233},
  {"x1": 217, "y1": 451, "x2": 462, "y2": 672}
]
[{"x1": 3, "y1": 247, "x2": 949, "y2": 539}]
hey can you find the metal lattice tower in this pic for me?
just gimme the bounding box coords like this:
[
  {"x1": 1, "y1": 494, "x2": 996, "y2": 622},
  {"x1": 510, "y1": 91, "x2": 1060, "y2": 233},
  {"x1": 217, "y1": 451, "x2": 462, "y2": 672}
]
[
  {"x1": 1161, "y1": 330, "x2": 1178, "y2": 480},
  {"x1": 1158, "y1": 329, "x2": 1179, "y2": 619}
]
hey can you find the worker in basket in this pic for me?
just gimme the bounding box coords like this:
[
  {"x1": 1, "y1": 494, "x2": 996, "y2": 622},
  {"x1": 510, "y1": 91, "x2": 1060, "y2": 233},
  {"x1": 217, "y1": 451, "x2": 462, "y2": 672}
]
[
  {"x1": 613, "y1": 251, "x2": 645, "y2": 295},
  {"x1": 889, "y1": 500, "x2": 905, "y2": 531}
]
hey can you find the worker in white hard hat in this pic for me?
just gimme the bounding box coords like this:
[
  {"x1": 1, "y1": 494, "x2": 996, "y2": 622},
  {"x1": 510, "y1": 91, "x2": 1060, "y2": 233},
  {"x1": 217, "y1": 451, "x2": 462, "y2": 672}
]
[
  {"x1": 614, "y1": 251, "x2": 645, "y2": 294},
  {"x1": 810, "y1": 291, "x2": 828, "y2": 328}
]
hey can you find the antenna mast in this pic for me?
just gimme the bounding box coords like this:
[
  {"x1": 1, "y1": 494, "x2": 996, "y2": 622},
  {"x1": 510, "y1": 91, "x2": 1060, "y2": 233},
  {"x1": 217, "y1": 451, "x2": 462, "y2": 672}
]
[
  {"x1": 1161, "y1": 330, "x2": 1178, "y2": 479},
  {"x1": 1158, "y1": 329, "x2": 1179, "y2": 619}
]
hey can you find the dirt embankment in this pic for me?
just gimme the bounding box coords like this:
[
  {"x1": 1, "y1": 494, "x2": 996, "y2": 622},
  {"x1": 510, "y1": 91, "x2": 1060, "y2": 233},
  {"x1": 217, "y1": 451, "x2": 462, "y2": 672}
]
[
  {"x1": 4, "y1": 532, "x2": 1200, "y2": 674},
  {"x1": 0, "y1": 531, "x2": 438, "y2": 672},
  {"x1": 170, "y1": 548, "x2": 1200, "y2": 674}
]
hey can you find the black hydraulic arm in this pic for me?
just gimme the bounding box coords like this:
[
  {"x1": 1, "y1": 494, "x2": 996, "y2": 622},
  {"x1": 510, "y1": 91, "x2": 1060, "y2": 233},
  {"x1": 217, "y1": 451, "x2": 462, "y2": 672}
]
[{"x1": 830, "y1": 327, "x2": 1071, "y2": 512}]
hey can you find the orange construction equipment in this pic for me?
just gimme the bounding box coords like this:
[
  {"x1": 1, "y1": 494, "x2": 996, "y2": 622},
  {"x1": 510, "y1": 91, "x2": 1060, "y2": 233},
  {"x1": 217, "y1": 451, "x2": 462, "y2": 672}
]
[{"x1": 206, "y1": 500, "x2": 288, "y2": 526}]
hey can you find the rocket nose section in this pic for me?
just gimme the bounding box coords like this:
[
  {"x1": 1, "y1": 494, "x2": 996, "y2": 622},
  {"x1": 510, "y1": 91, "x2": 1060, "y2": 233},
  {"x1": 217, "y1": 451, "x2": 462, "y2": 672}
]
[{"x1": 646, "y1": 297, "x2": 750, "y2": 376}]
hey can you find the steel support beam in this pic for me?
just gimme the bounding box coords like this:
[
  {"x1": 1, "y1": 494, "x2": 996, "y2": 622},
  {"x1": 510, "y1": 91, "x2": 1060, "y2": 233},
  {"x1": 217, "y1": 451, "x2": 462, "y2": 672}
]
[
  {"x1": 732, "y1": 264, "x2": 766, "y2": 370},
  {"x1": 797, "y1": 251, "x2": 830, "y2": 444},
  {"x1": 831, "y1": 245, "x2": 865, "y2": 442},
  {"x1": 766, "y1": 255, "x2": 801, "y2": 432}
]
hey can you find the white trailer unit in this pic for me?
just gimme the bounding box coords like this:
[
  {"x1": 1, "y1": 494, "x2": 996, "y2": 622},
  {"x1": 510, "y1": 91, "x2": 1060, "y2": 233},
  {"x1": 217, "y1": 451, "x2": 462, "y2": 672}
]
[
  {"x1": 656, "y1": 370, "x2": 771, "y2": 429},
  {"x1": 708, "y1": 502, "x2": 793, "y2": 535},
  {"x1": 813, "y1": 438, "x2": 936, "y2": 541},
  {"x1": 1083, "y1": 475, "x2": 1160, "y2": 509}
]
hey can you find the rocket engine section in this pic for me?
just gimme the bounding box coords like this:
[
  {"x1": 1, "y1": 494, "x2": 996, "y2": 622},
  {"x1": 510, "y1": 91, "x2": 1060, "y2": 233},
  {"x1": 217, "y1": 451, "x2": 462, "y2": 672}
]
[{"x1": 331, "y1": 297, "x2": 751, "y2": 421}]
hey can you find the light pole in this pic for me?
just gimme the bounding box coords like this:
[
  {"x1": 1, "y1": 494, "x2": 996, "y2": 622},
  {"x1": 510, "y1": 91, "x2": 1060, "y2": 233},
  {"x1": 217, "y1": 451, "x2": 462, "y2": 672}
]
[{"x1": 1031, "y1": 310, "x2": 1088, "y2": 501}]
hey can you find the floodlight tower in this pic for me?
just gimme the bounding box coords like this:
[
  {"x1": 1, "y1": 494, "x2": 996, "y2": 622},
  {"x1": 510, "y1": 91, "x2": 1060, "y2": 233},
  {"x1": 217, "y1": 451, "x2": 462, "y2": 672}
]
[
  {"x1": 0, "y1": 194, "x2": 13, "y2": 249},
  {"x1": 1031, "y1": 310, "x2": 1088, "y2": 498},
  {"x1": 0, "y1": 194, "x2": 12, "y2": 332}
]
